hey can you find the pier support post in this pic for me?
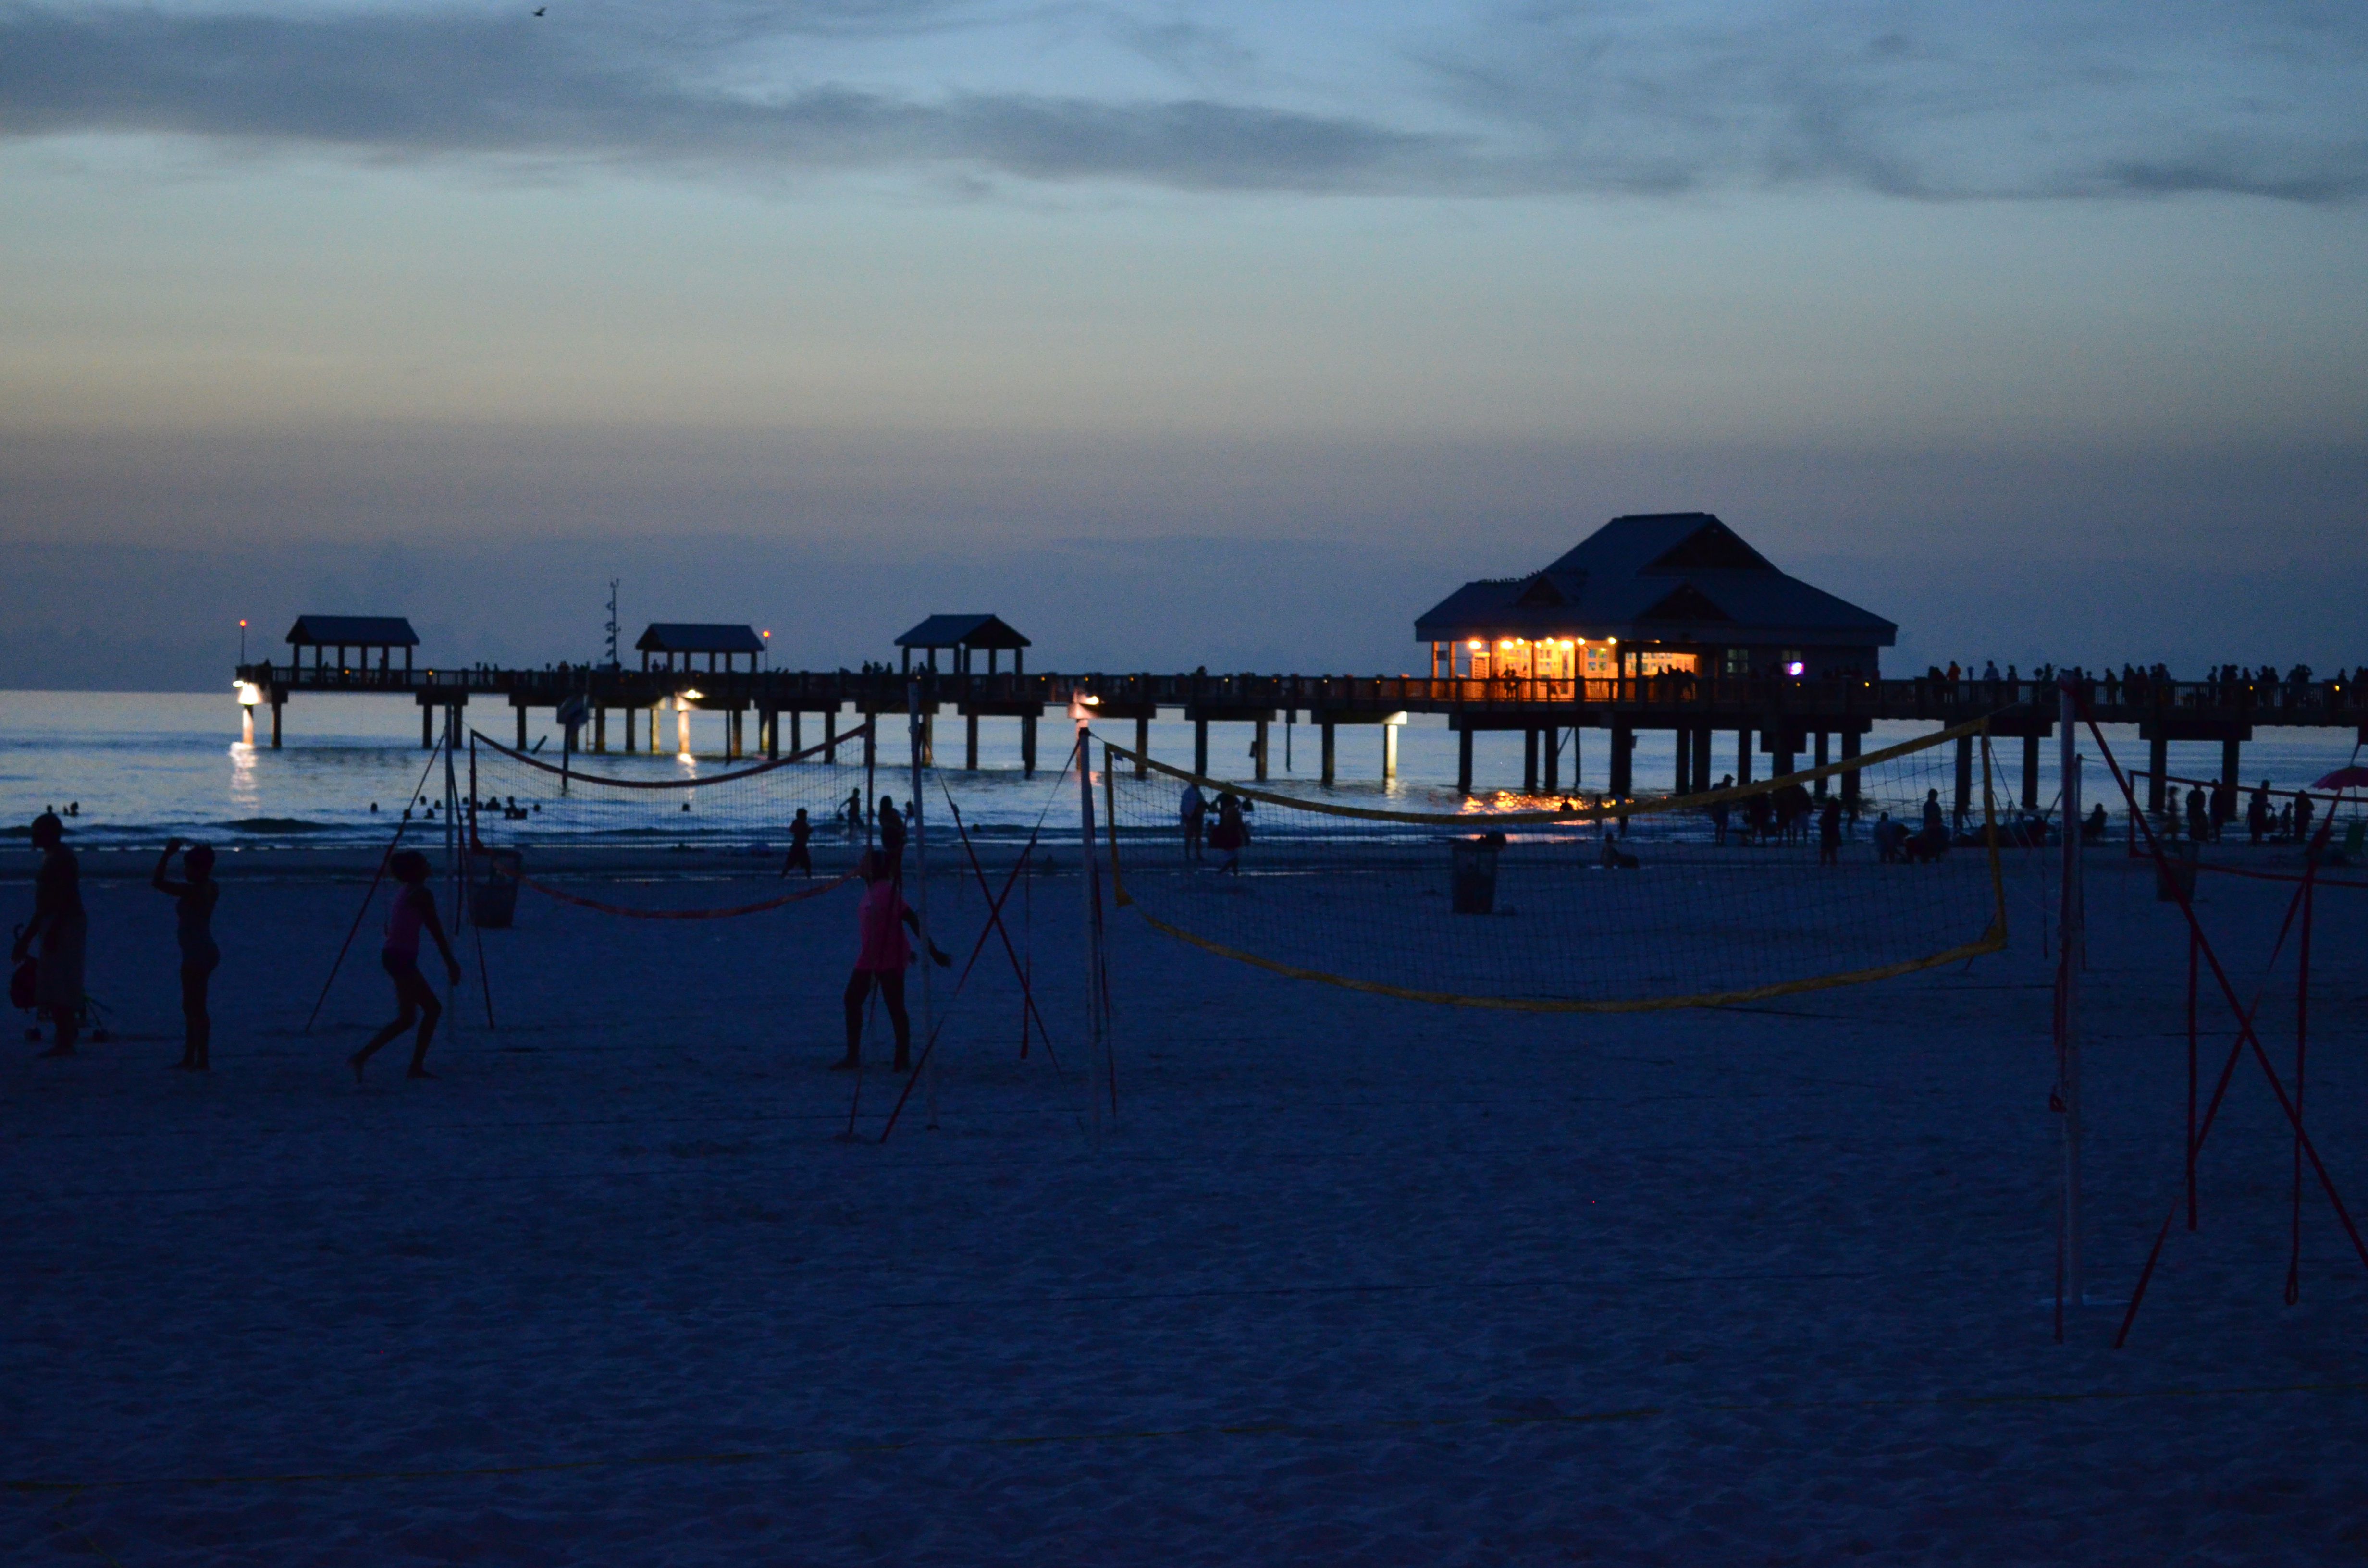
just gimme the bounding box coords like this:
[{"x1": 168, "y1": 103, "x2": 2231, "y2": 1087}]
[
  {"x1": 1133, "y1": 716, "x2": 1148, "y2": 778},
  {"x1": 677, "y1": 701, "x2": 691, "y2": 756},
  {"x1": 1542, "y1": 726, "x2": 1558, "y2": 792},
  {"x1": 1773, "y1": 733, "x2": 1796, "y2": 780},
  {"x1": 1020, "y1": 713, "x2": 1037, "y2": 777},
  {"x1": 918, "y1": 711, "x2": 934, "y2": 769},
  {"x1": 2022, "y1": 733, "x2": 2039, "y2": 810},
  {"x1": 1695, "y1": 725, "x2": 1714, "y2": 793},
  {"x1": 1253, "y1": 719, "x2": 1269, "y2": 781},
  {"x1": 1523, "y1": 729, "x2": 1540, "y2": 792},
  {"x1": 863, "y1": 716, "x2": 876, "y2": 780},
  {"x1": 1813, "y1": 731, "x2": 1829, "y2": 796},
  {"x1": 1456, "y1": 728, "x2": 1475, "y2": 795},
  {"x1": 2147, "y1": 734, "x2": 2168, "y2": 817},
  {"x1": 790, "y1": 710, "x2": 802, "y2": 756},
  {"x1": 1954, "y1": 734, "x2": 1973, "y2": 832},
  {"x1": 1194, "y1": 720, "x2": 1209, "y2": 778},
  {"x1": 1674, "y1": 727, "x2": 1691, "y2": 795},
  {"x1": 1320, "y1": 723, "x2": 1336, "y2": 785},
  {"x1": 1840, "y1": 729, "x2": 1862, "y2": 812},
  {"x1": 649, "y1": 704, "x2": 660, "y2": 753},
  {"x1": 2221, "y1": 736, "x2": 2241, "y2": 804},
  {"x1": 1735, "y1": 727, "x2": 1752, "y2": 786},
  {"x1": 420, "y1": 704, "x2": 432, "y2": 750},
  {"x1": 267, "y1": 700, "x2": 283, "y2": 749},
  {"x1": 594, "y1": 706, "x2": 607, "y2": 753},
  {"x1": 516, "y1": 706, "x2": 528, "y2": 750},
  {"x1": 965, "y1": 712, "x2": 980, "y2": 772},
  {"x1": 1610, "y1": 723, "x2": 1634, "y2": 800},
  {"x1": 823, "y1": 709, "x2": 836, "y2": 756},
  {"x1": 1382, "y1": 718, "x2": 1400, "y2": 784},
  {"x1": 764, "y1": 708, "x2": 778, "y2": 760}
]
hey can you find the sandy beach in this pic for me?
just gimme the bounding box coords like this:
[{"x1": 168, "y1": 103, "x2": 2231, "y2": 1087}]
[{"x1": 2, "y1": 838, "x2": 2363, "y2": 1565}]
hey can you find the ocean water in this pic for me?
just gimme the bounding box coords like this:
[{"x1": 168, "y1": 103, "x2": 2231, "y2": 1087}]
[{"x1": 0, "y1": 690, "x2": 2358, "y2": 850}]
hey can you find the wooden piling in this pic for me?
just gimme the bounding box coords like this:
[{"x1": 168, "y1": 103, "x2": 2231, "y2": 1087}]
[
  {"x1": 1456, "y1": 727, "x2": 1475, "y2": 795},
  {"x1": 1321, "y1": 723, "x2": 1337, "y2": 786},
  {"x1": 1021, "y1": 712, "x2": 1037, "y2": 776},
  {"x1": 1133, "y1": 715, "x2": 1148, "y2": 778}
]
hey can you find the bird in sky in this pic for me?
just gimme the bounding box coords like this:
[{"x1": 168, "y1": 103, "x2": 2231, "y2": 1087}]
[{"x1": 533, "y1": 6, "x2": 545, "y2": 14}]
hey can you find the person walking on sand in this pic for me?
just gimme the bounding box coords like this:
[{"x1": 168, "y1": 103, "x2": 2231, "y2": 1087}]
[
  {"x1": 14, "y1": 811, "x2": 86, "y2": 1057},
  {"x1": 835, "y1": 849, "x2": 950, "y2": 1073},
  {"x1": 780, "y1": 807, "x2": 814, "y2": 879},
  {"x1": 151, "y1": 838, "x2": 219, "y2": 1070},
  {"x1": 1179, "y1": 780, "x2": 1206, "y2": 861},
  {"x1": 1208, "y1": 791, "x2": 1247, "y2": 875},
  {"x1": 349, "y1": 851, "x2": 460, "y2": 1082}
]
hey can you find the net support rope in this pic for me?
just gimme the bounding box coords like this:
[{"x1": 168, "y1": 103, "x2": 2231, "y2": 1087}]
[
  {"x1": 467, "y1": 723, "x2": 873, "y2": 920},
  {"x1": 1092, "y1": 716, "x2": 2009, "y2": 1015}
]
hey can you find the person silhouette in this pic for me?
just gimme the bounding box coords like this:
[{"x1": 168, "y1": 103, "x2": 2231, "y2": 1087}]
[
  {"x1": 842, "y1": 788, "x2": 864, "y2": 836},
  {"x1": 14, "y1": 811, "x2": 85, "y2": 1057},
  {"x1": 835, "y1": 849, "x2": 950, "y2": 1073},
  {"x1": 781, "y1": 807, "x2": 814, "y2": 879},
  {"x1": 348, "y1": 851, "x2": 460, "y2": 1082},
  {"x1": 151, "y1": 838, "x2": 219, "y2": 1070},
  {"x1": 878, "y1": 796, "x2": 906, "y2": 878}
]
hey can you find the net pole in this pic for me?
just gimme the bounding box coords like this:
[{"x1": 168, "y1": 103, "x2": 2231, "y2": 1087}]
[
  {"x1": 911, "y1": 680, "x2": 939, "y2": 1131},
  {"x1": 444, "y1": 702, "x2": 463, "y2": 1038},
  {"x1": 2058, "y1": 681, "x2": 2084, "y2": 1309},
  {"x1": 1076, "y1": 712, "x2": 1105, "y2": 1146}
]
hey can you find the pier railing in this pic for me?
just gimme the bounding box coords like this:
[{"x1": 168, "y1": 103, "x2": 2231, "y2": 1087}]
[{"x1": 231, "y1": 663, "x2": 2363, "y2": 729}]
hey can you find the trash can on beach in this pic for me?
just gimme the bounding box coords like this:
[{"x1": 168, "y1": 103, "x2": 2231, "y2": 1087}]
[
  {"x1": 1451, "y1": 835, "x2": 1502, "y2": 915},
  {"x1": 2154, "y1": 839, "x2": 2197, "y2": 903},
  {"x1": 472, "y1": 849, "x2": 523, "y2": 929}
]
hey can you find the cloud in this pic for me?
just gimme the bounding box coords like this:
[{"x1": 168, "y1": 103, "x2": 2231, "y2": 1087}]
[{"x1": 0, "y1": 1, "x2": 2363, "y2": 200}]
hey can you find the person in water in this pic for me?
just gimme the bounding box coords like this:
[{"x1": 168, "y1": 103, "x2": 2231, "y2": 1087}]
[
  {"x1": 836, "y1": 849, "x2": 949, "y2": 1073},
  {"x1": 781, "y1": 807, "x2": 814, "y2": 879},
  {"x1": 349, "y1": 851, "x2": 460, "y2": 1082},
  {"x1": 151, "y1": 838, "x2": 220, "y2": 1070},
  {"x1": 14, "y1": 811, "x2": 86, "y2": 1057}
]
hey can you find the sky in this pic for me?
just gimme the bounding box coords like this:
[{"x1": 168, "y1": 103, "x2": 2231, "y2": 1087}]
[{"x1": 2, "y1": 1, "x2": 2365, "y2": 686}]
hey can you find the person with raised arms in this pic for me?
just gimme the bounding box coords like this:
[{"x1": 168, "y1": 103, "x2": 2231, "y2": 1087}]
[
  {"x1": 151, "y1": 838, "x2": 220, "y2": 1071},
  {"x1": 835, "y1": 849, "x2": 949, "y2": 1074}
]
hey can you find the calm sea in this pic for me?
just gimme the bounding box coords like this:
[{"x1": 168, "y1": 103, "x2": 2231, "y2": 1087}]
[{"x1": 0, "y1": 690, "x2": 2357, "y2": 850}]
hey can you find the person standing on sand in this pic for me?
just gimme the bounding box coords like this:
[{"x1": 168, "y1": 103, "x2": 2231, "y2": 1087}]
[
  {"x1": 835, "y1": 850, "x2": 949, "y2": 1073},
  {"x1": 1180, "y1": 780, "x2": 1206, "y2": 861},
  {"x1": 781, "y1": 808, "x2": 814, "y2": 879},
  {"x1": 14, "y1": 811, "x2": 86, "y2": 1057},
  {"x1": 1817, "y1": 798, "x2": 1843, "y2": 866},
  {"x1": 842, "y1": 788, "x2": 864, "y2": 837},
  {"x1": 151, "y1": 838, "x2": 219, "y2": 1071},
  {"x1": 1208, "y1": 792, "x2": 1246, "y2": 875},
  {"x1": 349, "y1": 851, "x2": 460, "y2": 1082}
]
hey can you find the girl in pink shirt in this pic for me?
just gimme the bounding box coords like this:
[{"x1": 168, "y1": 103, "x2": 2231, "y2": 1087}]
[
  {"x1": 350, "y1": 851, "x2": 460, "y2": 1082},
  {"x1": 838, "y1": 850, "x2": 948, "y2": 1073}
]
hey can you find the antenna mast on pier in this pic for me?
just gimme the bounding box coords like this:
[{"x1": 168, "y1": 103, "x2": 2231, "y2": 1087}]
[{"x1": 603, "y1": 579, "x2": 621, "y2": 669}]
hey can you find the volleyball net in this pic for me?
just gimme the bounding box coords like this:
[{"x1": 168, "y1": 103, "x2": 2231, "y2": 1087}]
[
  {"x1": 1095, "y1": 718, "x2": 2009, "y2": 1012},
  {"x1": 466, "y1": 724, "x2": 874, "y2": 919}
]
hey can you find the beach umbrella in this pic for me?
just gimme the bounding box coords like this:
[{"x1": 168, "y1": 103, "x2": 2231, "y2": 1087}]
[{"x1": 2309, "y1": 766, "x2": 2368, "y2": 791}]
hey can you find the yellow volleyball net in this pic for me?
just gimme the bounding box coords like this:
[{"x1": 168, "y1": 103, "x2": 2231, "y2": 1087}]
[{"x1": 1096, "y1": 718, "x2": 2008, "y2": 1013}]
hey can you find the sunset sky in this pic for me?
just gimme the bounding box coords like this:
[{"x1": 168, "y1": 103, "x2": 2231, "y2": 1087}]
[{"x1": 3, "y1": 2, "x2": 2363, "y2": 682}]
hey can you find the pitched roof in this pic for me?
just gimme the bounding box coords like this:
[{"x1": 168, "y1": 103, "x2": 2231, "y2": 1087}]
[
  {"x1": 1414, "y1": 513, "x2": 1895, "y2": 646},
  {"x1": 285, "y1": 615, "x2": 418, "y2": 647},
  {"x1": 895, "y1": 613, "x2": 1031, "y2": 649},
  {"x1": 635, "y1": 623, "x2": 766, "y2": 654}
]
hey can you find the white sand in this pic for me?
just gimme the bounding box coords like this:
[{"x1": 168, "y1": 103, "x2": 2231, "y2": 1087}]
[{"x1": 3, "y1": 847, "x2": 2365, "y2": 1564}]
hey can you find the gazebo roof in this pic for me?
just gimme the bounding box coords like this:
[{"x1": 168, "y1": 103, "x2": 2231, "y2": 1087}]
[
  {"x1": 286, "y1": 615, "x2": 418, "y2": 647},
  {"x1": 1414, "y1": 514, "x2": 1895, "y2": 647},
  {"x1": 635, "y1": 623, "x2": 766, "y2": 655},
  {"x1": 894, "y1": 613, "x2": 1031, "y2": 650}
]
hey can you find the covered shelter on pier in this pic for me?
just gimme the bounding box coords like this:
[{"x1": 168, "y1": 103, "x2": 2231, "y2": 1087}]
[
  {"x1": 636, "y1": 623, "x2": 766, "y2": 674},
  {"x1": 1415, "y1": 513, "x2": 1895, "y2": 684},
  {"x1": 895, "y1": 613, "x2": 1029, "y2": 675},
  {"x1": 1414, "y1": 513, "x2": 1898, "y2": 797},
  {"x1": 285, "y1": 615, "x2": 418, "y2": 674}
]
